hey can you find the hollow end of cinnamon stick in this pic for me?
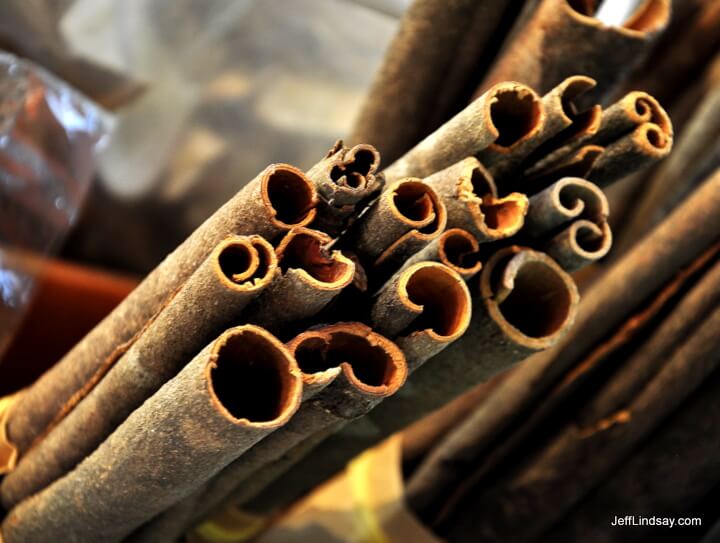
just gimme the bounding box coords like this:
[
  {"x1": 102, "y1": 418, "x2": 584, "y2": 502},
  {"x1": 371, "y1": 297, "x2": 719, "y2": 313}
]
[
  {"x1": 485, "y1": 83, "x2": 544, "y2": 152},
  {"x1": 618, "y1": 91, "x2": 673, "y2": 133},
  {"x1": 329, "y1": 144, "x2": 381, "y2": 191},
  {"x1": 391, "y1": 180, "x2": 443, "y2": 230},
  {"x1": 276, "y1": 228, "x2": 355, "y2": 290},
  {"x1": 438, "y1": 229, "x2": 482, "y2": 278},
  {"x1": 289, "y1": 323, "x2": 407, "y2": 397},
  {"x1": 566, "y1": 0, "x2": 669, "y2": 37},
  {"x1": 399, "y1": 262, "x2": 472, "y2": 343},
  {"x1": 261, "y1": 165, "x2": 318, "y2": 229},
  {"x1": 554, "y1": 76, "x2": 602, "y2": 138},
  {"x1": 483, "y1": 248, "x2": 579, "y2": 350},
  {"x1": 207, "y1": 326, "x2": 302, "y2": 428},
  {"x1": 633, "y1": 122, "x2": 673, "y2": 158},
  {"x1": 214, "y1": 236, "x2": 277, "y2": 289}
]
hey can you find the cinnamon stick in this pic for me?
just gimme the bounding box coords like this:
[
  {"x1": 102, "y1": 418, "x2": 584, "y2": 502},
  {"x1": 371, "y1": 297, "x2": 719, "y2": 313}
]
[
  {"x1": 478, "y1": 0, "x2": 670, "y2": 100},
  {"x1": 243, "y1": 227, "x2": 355, "y2": 331},
  {"x1": 523, "y1": 177, "x2": 611, "y2": 271},
  {"x1": 423, "y1": 157, "x2": 528, "y2": 242},
  {"x1": 415, "y1": 169, "x2": 720, "y2": 533},
  {"x1": 440, "y1": 307, "x2": 720, "y2": 543},
  {"x1": 127, "y1": 323, "x2": 406, "y2": 543},
  {"x1": 382, "y1": 82, "x2": 543, "y2": 183},
  {"x1": 1, "y1": 325, "x2": 303, "y2": 543},
  {"x1": 5, "y1": 164, "x2": 316, "y2": 456},
  {"x1": 400, "y1": 228, "x2": 482, "y2": 281},
  {"x1": 353, "y1": 179, "x2": 446, "y2": 272},
  {"x1": 479, "y1": 75, "x2": 601, "y2": 183},
  {"x1": 305, "y1": 141, "x2": 383, "y2": 236},
  {"x1": 1, "y1": 236, "x2": 279, "y2": 509},
  {"x1": 239, "y1": 261, "x2": 472, "y2": 517}
]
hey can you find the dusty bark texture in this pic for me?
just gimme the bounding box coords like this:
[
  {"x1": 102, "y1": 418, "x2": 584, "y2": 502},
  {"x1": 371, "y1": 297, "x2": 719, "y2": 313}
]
[
  {"x1": 440, "y1": 307, "x2": 720, "y2": 543},
  {"x1": 1, "y1": 236, "x2": 279, "y2": 509},
  {"x1": 478, "y1": 0, "x2": 670, "y2": 101},
  {"x1": 399, "y1": 228, "x2": 482, "y2": 281},
  {"x1": 305, "y1": 141, "x2": 383, "y2": 236},
  {"x1": 407, "y1": 253, "x2": 720, "y2": 527},
  {"x1": 353, "y1": 179, "x2": 446, "y2": 272},
  {"x1": 412, "y1": 170, "x2": 720, "y2": 536},
  {"x1": 235, "y1": 262, "x2": 472, "y2": 518},
  {"x1": 1, "y1": 326, "x2": 303, "y2": 543},
  {"x1": 523, "y1": 177, "x2": 611, "y2": 271},
  {"x1": 5, "y1": 164, "x2": 316, "y2": 456},
  {"x1": 244, "y1": 228, "x2": 355, "y2": 332},
  {"x1": 423, "y1": 157, "x2": 528, "y2": 242},
  {"x1": 127, "y1": 323, "x2": 406, "y2": 543},
  {"x1": 382, "y1": 82, "x2": 541, "y2": 183},
  {"x1": 614, "y1": 62, "x2": 720, "y2": 255}
]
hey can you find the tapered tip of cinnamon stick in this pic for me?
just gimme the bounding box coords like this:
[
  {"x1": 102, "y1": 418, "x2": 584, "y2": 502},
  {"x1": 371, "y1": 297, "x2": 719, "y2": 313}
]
[
  {"x1": 486, "y1": 82, "x2": 544, "y2": 152},
  {"x1": 483, "y1": 247, "x2": 579, "y2": 350},
  {"x1": 437, "y1": 229, "x2": 482, "y2": 278},
  {"x1": 214, "y1": 236, "x2": 278, "y2": 290},
  {"x1": 207, "y1": 326, "x2": 302, "y2": 428},
  {"x1": 261, "y1": 164, "x2": 318, "y2": 228},
  {"x1": 288, "y1": 323, "x2": 407, "y2": 397},
  {"x1": 276, "y1": 228, "x2": 355, "y2": 290},
  {"x1": 398, "y1": 262, "x2": 472, "y2": 343}
]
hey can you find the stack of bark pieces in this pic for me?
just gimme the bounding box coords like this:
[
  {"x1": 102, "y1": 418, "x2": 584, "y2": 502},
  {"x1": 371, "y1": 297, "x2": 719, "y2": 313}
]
[
  {"x1": 0, "y1": 2, "x2": 697, "y2": 542},
  {"x1": 0, "y1": 72, "x2": 674, "y2": 542}
]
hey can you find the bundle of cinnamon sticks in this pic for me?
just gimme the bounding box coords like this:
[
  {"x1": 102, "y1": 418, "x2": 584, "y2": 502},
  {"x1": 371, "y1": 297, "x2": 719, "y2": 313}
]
[{"x1": 7, "y1": 1, "x2": 716, "y2": 542}]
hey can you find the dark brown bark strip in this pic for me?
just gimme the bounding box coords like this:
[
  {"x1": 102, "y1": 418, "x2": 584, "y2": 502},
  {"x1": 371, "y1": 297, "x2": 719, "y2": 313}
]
[
  {"x1": 423, "y1": 157, "x2": 528, "y2": 242},
  {"x1": 127, "y1": 323, "x2": 406, "y2": 543},
  {"x1": 5, "y1": 165, "x2": 316, "y2": 456},
  {"x1": 440, "y1": 307, "x2": 720, "y2": 543},
  {"x1": 478, "y1": 0, "x2": 670, "y2": 100},
  {"x1": 382, "y1": 82, "x2": 542, "y2": 183},
  {"x1": 1, "y1": 326, "x2": 303, "y2": 543},
  {"x1": 415, "y1": 169, "x2": 720, "y2": 532},
  {"x1": 1, "y1": 236, "x2": 279, "y2": 509}
]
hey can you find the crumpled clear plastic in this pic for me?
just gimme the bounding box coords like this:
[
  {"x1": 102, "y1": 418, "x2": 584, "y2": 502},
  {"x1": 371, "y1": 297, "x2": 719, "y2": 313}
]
[{"x1": 0, "y1": 52, "x2": 109, "y2": 359}]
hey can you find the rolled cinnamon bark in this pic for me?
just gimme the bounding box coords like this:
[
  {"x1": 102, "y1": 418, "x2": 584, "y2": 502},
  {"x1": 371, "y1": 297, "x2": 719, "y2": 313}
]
[
  {"x1": 244, "y1": 228, "x2": 355, "y2": 331},
  {"x1": 479, "y1": 76, "x2": 601, "y2": 183},
  {"x1": 423, "y1": 157, "x2": 528, "y2": 242},
  {"x1": 240, "y1": 261, "x2": 472, "y2": 517},
  {"x1": 418, "y1": 170, "x2": 720, "y2": 533},
  {"x1": 546, "y1": 374, "x2": 720, "y2": 543},
  {"x1": 407, "y1": 252, "x2": 720, "y2": 527},
  {"x1": 305, "y1": 141, "x2": 383, "y2": 236},
  {"x1": 382, "y1": 82, "x2": 543, "y2": 183},
  {"x1": 440, "y1": 307, "x2": 720, "y2": 543},
  {"x1": 478, "y1": 0, "x2": 670, "y2": 100},
  {"x1": 1, "y1": 236, "x2": 279, "y2": 509},
  {"x1": 400, "y1": 228, "x2": 482, "y2": 281},
  {"x1": 128, "y1": 323, "x2": 406, "y2": 543},
  {"x1": 523, "y1": 177, "x2": 612, "y2": 271},
  {"x1": 523, "y1": 144, "x2": 604, "y2": 191},
  {"x1": 615, "y1": 69, "x2": 720, "y2": 254},
  {"x1": 353, "y1": 179, "x2": 447, "y2": 271},
  {"x1": 5, "y1": 164, "x2": 316, "y2": 456},
  {"x1": 1, "y1": 325, "x2": 303, "y2": 543}
]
